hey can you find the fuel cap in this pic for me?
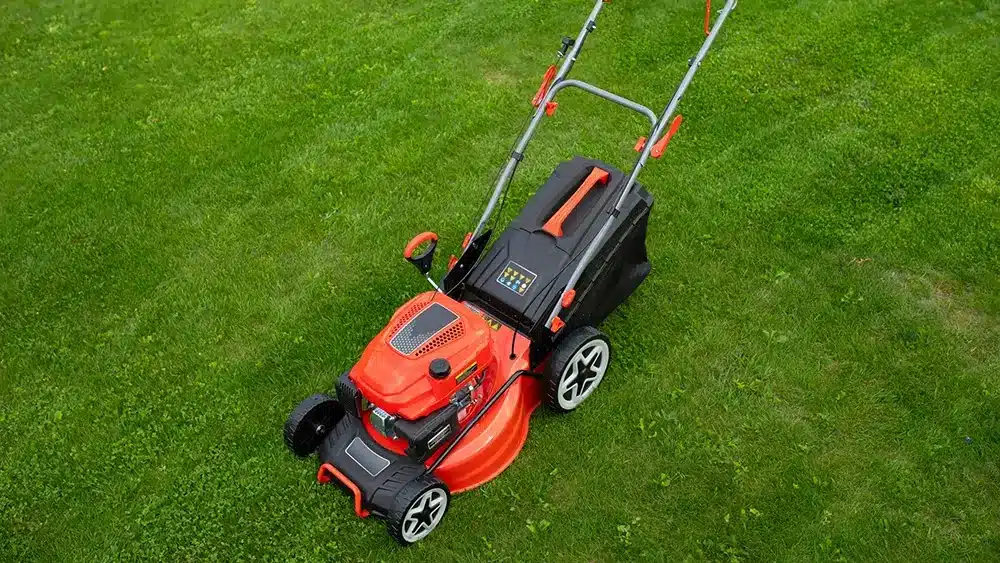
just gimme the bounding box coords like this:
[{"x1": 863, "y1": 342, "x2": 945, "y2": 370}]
[{"x1": 429, "y1": 358, "x2": 451, "y2": 379}]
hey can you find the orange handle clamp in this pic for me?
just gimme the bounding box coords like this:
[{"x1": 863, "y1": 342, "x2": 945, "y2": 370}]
[
  {"x1": 532, "y1": 65, "x2": 557, "y2": 108},
  {"x1": 651, "y1": 115, "x2": 684, "y2": 158},
  {"x1": 542, "y1": 168, "x2": 610, "y2": 238},
  {"x1": 705, "y1": 0, "x2": 712, "y2": 36},
  {"x1": 317, "y1": 463, "x2": 371, "y2": 518}
]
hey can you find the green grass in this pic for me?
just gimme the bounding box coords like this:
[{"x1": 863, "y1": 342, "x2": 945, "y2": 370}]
[{"x1": 2, "y1": 0, "x2": 999, "y2": 560}]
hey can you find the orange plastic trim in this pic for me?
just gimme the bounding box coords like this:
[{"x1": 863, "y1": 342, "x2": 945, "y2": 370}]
[
  {"x1": 462, "y1": 232, "x2": 473, "y2": 249},
  {"x1": 561, "y1": 289, "x2": 576, "y2": 308},
  {"x1": 542, "y1": 168, "x2": 610, "y2": 238},
  {"x1": 634, "y1": 137, "x2": 647, "y2": 153},
  {"x1": 317, "y1": 463, "x2": 371, "y2": 518},
  {"x1": 705, "y1": 0, "x2": 712, "y2": 36},
  {"x1": 448, "y1": 255, "x2": 458, "y2": 271},
  {"x1": 550, "y1": 316, "x2": 565, "y2": 333},
  {"x1": 545, "y1": 101, "x2": 558, "y2": 116},
  {"x1": 532, "y1": 66, "x2": 557, "y2": 108},
  {"x1": 651, "y1": 115, "x2": 684, "y2": 159},
  {"x1": 403, "y1": 231, "x2": 438, "y2": 259}
]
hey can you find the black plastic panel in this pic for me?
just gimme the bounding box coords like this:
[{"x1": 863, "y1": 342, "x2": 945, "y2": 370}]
[
  {"x1": 393, "y1": 403, "x2": 460, "y2": 461},
  {"x1": 318, "y1": 414, "x2": 426, "y2": 517},
  {"x1": 345, "y1": 436, "x2": 391, "y2": 477},
  {"x1": 336, "y1": 371, "x2": 362, "y2": 419},
  {"x1": 459, "y1": 156, "x2": 653, "y2": 356}
]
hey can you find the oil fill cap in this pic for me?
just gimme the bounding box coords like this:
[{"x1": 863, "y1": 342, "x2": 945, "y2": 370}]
[{"x1": 429, "y1": 358, "x2": 451, "y2": 379}]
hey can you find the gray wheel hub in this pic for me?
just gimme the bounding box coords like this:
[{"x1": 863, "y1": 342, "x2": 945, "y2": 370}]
[
  {"x1": 556, "y1": 339, "x2": 609, "y2": 410},
  {"x1": 401, "y1": 487, "x2": 447, "y2": 543}
]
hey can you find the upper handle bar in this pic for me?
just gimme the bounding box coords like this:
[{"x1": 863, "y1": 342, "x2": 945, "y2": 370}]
[
  {"x1": 544, "y1": 0, "x2": 739, "y2": 329},
  {"x1": 461, "y1": 0, "x2": 739, "y2": 328},
  {"x1": 472, "y1": 0, "x2": 730, "y2": 240}
]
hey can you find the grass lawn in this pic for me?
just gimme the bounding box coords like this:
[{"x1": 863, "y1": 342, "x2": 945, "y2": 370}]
[{"x1": 3, "y1": 0, "x2": 1000, "y2": 560}]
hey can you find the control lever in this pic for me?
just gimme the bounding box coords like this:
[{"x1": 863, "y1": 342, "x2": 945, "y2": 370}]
[{"x1": 403, "y1": 232, "x2": 441, "y2": 291}]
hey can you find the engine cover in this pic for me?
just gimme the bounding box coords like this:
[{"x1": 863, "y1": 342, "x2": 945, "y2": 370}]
[{"x1": 350, "y1": 292, "x2": 495, "y2": 420}]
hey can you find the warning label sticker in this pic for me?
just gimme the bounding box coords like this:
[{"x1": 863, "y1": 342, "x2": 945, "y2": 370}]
[
  {"x1": 463, "y1": 303, "x2": 503, "y2": 331},
  {"x1": 496, "y1": 261, "x2": 537, "y2": 297}
]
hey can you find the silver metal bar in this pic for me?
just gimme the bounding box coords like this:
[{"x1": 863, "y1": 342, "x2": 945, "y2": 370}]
[
  {"x1": 425, "y1": 274, "x2": 440, "y2": 292},
  {"x1": 545, "y1": 0, "x2": 738, "y2": 328},
  {"x1": 549, "y1": 79, "x2": 658, "y2": 127},
  {"x1": 472, "y1": 0, "x2": 606, "y2": 239}
]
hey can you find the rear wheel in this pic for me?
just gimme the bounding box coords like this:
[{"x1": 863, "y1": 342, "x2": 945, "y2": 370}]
[
  {"x1": 284, "y1": 394, "x2": 343, "y2": 457},
  {"x1": 386, "y1": 475, "x2": 450, "y2": 545},
  {"x1": 544, "y1": 326, "x2": 611, "y2": 413}
]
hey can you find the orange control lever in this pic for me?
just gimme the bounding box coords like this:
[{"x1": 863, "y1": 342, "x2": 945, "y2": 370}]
[
  {"x1": 705, "y1": 0, "x2": 712, "y2": 36},
  {"x1": 542, "y1": 168, "x2": 610, "y2": 238},
  {"x1": 403, "y1": 231, "x2": 438, "y2": 259},
  {"x1": 651, "y1": 115, "x2": 684, "y2": 158},
  {"x1": 317, "y1": 463, "x2": 371, "y2": 518},
  {"x1": 532, "y1": 65, "x2": 557, "y2": 108}
]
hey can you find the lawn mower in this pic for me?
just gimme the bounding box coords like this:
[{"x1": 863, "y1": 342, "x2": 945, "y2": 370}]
[{"x1": 285, "y1": 0, "x2": 737, "y2": 545}]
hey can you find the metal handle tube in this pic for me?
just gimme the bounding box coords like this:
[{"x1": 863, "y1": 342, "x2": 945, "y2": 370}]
[
  {"x1": 545, "y1": 0, "x2": 737, "y2": 328},
  {"x1": 472, "y1": 0, "x2": 606, "y2": 239},
  {"x1": 622, "y1": 0, "x2": 738, "y2": 201},
  {"x1": 549, "y1": 79, "x2": 658, "y2": 127}
]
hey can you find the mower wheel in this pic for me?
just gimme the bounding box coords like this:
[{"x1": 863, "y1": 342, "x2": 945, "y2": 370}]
[
  {"x1": 284, "y1": 394, "x2": 343, "y2": 457},
  {"x1": 543, "y1": 326, "x2": 611, "y2": 413},
  {"x1": 386, "y1": 474, "x2": 450, "y2": 545}
]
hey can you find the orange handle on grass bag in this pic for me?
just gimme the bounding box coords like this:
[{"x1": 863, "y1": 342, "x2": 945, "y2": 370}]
[{"x1": 542, "y1": 168, "x2": 610, "y2": 238}]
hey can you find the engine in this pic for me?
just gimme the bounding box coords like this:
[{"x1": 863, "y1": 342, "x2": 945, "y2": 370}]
[{"x1": 336, "y1": 293, "x2": 497, "y2": 460}]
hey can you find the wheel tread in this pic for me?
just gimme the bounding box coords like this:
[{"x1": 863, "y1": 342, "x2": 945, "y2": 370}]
[{"x1": 284, "y1": 393, "x2": 342, "y2": 457}]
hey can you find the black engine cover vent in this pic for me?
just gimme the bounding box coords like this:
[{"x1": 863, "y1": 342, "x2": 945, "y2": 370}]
[{"x1": 389, "y1": 303, "x2": 459, "y2": 355}]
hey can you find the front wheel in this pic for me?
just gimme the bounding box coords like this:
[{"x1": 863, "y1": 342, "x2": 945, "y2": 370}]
[
  {"x1": 386, "y1": 475, "x2": 450, "y2": 545},
  {"x1": 543, "y1": 326, "x2": 611, "y2": 413},
  {"x1": 284, "y1": 394, "x2": 343, "y2": 457}
]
